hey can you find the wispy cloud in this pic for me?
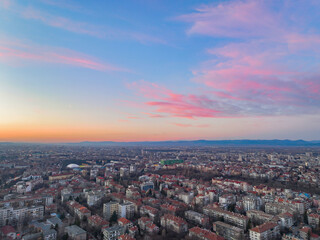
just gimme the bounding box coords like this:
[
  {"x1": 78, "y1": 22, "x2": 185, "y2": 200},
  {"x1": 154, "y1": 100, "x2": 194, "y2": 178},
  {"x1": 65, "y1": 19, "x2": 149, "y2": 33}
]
[
  {"x1": 22, "y1": 7, "x2": 106, "y2": 38},
  {"x1": 172, "y1": 123, "x2": 210, "y2": 128},
  {"x1": 2, "y1": 2, "x2": 166, "y2": 45},
  {"x1": 176, "y1": 1, "x2": 280, "y2": 39},
  {"x1": 0, "y1": 0, "x2": 11, "y2": 9},
  {"x1": 0, "y1": 37, "x2": 127, "y2": 72},
  {"x1": 39, "y1": 0, "x2": 88, "y2": 13},
  {"x1": 130, "y1": 81, "x2": 233, "y2": 119}
]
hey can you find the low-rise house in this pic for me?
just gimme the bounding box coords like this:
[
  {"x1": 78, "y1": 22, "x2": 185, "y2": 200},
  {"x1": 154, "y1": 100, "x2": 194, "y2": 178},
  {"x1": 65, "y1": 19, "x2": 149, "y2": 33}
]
[
  {"x1": 118, "y1": 217, "x2": 133, "y2": 232},
  {"x1": 103, "y1": 225, "x2": 125, "y2": 240},
  {"x1": 140, "y1": 205, "x2": 158, "y2": 221},
  {"x1": 145, "y1": 222, "x2": 159, "y2": 235},
  {"x1": 65, "y1": 225, "x2": 86, "y2": 240},
  {"x1": 185, "y1": 210, "x2": 209, "y2": 227},
  {"x1": 119, "y1": 234, "x2": 135, "y2": 240},
  {"x1": 308, "y1": 213, "x2": 320, "y2": 230},
  {"x1": 1, "y1": 225, "x2": 17, "y2": 240},
  {"x1": 160, "y1": 214, "x2": 188, "y2": 234},
  {"x1": 249, "y1": 222, "x2": 280, "y2": 240},
  {"x1": 189, "y1": 227, "x2": 225, "y2": 240},
  {"x1": 128, "y1": 225, "x2": 138, "y2": 237},
  {"x1": 138, "y1": 217, "x2": 153, "y2": 231},
  {"x1": 278, "y1": 212, "x2": 294, "y2": 229},
  {"x1": 88, "y1": 214, "x2": 109, "y2": 229},
  {"x1": 66, "y1": 201, "x2": 91, "y2": 220}
]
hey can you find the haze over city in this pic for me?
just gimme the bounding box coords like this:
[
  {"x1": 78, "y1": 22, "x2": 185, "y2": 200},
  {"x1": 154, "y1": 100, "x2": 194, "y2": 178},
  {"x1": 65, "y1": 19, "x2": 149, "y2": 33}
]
[{"x1": 1, "y1": 0, "x2": 320, "y2": 142}]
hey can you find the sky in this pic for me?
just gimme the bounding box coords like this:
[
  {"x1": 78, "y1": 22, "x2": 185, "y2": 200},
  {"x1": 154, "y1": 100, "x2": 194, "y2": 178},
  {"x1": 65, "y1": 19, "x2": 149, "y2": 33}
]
[{"x1": 1, "y1": 0, "x2": 320, "y2": 142}]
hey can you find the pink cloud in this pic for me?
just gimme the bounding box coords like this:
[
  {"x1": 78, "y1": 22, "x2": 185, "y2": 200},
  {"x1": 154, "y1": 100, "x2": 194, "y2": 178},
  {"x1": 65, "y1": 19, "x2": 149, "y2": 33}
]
[
  {"x1": 131, "y1": 81, "x2": 226, "y2": 119},
  {"x1": 142, "y1": 112, "x2": 166, "y2": 118},
  {"x1": 172, "y1": 0, "x2": 320, "y2": 116},
  {"x1": 127, "y1": 1, "x2": 320, "y2": 119},
  {"x1": 0, "y1": 0, "x2": 11, "y2": 9},
  {"x1": 177, "y1": 1, "x2": 281, "y2": 38},
  {"x1": 0, "y1": 38, "x2": 126, "y2": 72},
  {"x1": 172, "y1": 123, "x2": 210, "y2": 128}
]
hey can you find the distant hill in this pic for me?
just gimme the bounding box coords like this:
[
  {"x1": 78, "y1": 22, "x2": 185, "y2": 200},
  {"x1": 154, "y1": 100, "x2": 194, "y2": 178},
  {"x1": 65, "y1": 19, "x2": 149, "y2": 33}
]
[
  {"x1": 69, "y1": 139, "x2": 320, "y2": 147},
  {"x1": 1, "y1": 139, "x2": 320, "y2": 147}
]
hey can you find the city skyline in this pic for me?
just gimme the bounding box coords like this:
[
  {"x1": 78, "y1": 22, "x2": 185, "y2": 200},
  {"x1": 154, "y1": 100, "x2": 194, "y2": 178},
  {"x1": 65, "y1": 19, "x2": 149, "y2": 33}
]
[{"x1": 1, "y1": 0, "x2": 320, "y2": 142}]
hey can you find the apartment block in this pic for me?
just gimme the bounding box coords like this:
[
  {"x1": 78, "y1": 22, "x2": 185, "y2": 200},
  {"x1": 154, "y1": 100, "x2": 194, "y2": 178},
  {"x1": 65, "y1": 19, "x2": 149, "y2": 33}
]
[
  {"x1": 249, "y1": 222, "x2": 280, "y2": 240},
  {"x1": 213, "y1": 221, "x2": 244, "y2": 240}
]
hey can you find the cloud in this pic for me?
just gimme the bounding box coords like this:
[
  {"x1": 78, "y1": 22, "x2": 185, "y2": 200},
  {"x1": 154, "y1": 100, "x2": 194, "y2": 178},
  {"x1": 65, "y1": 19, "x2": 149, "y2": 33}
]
[
  {"x1": 22, "y1": 7, "x2": 106, "y2": 38},
  {"x1": 39, "y1": 0, "x2": 87, "y2": 13},
  {"x1": 0, "y1": 0, "x2": 11, "y2": 9},
  {"x1": 176, "y1": 0, "x2": 281, "y2": 38},
  {"x1": 0, "y1": 37, "x2": 127, "y2": 72},
  {"x1": 171, "y1": 123, "x2": 210, "y2": 128},
  {"x1": 130, "y1": 0, "x2": 320, "y2": 119},
  {"x1": 142, "y1": 112, "x2": 166, "y2": 118},
  {"x1": 130, "y1": 81, "x2": 236, "y2": 119},
  {"x1": 3, "y1": 2, "x2": 166, "y2": 44}
]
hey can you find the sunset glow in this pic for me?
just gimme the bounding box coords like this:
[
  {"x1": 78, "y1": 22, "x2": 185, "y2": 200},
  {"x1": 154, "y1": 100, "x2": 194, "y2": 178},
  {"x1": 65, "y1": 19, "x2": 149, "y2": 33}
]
[{"x1": 1, "y1": 0, "x2": 320, "y2": 142}]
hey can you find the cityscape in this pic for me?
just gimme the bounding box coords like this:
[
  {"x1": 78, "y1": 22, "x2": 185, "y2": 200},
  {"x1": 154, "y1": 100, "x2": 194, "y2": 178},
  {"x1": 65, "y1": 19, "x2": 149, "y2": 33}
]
[
  {"x1": 1, "y1": 143, "x2": 320, "y2": 240},
  {"x1": 1, "y1": 0, "x2": 320, "y2": 240}
]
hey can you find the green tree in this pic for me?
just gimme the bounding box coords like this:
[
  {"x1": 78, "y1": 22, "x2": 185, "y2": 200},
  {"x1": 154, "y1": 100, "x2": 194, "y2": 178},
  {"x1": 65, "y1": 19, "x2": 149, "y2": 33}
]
[
  {"x1": 110, "y1": 211, "x2": 118, "y2": 223},
  {"x1": 62, "y1": 233, "x2": 69, "y2": 240},
  {"x1": 304, "y1": 212, "x2": 308, "y2": 224},
  {"x1": 75, "y1": 217, "x2": 81, "y2": 226}
]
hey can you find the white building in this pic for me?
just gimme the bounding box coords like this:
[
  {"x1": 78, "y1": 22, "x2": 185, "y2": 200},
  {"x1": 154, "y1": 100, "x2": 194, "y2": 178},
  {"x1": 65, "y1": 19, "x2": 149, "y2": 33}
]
[{"x1": 249, "y1": 222, "x2": 280, "y2": 240}]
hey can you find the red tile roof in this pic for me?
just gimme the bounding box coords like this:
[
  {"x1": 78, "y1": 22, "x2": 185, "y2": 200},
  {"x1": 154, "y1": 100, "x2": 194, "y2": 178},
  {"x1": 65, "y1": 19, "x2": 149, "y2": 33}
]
[
  {"x1": 250, "y1": 222, "x2": 278, "y2": 233},
  {"x1": 189, "y1": 227, "x2": 224, "y2": 240},
  {"x1": 118, "y1": 217, "x2": 131, "y2": 225}
]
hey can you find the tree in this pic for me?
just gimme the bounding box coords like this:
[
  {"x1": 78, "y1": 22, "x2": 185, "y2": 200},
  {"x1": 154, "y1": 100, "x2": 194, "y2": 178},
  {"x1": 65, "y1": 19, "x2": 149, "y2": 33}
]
[
  {"x1": 62, "y1": 233, "x2": 69, "y2": 240},
  {"x1": 110, "y1": 211, "x2": 118, "y2": 223},
  {"x1": 75, "y1": 217, "x2": 81, "y2": 226},
  {"x1": 228, "y1": 203, "x2": 236, "y2": 212},
  {"x1": 304, "y1": 211, "x2": 308, "y2": 224},
  {"x1": 247, "y1": 219, "x2": 253, "y2": 230}
]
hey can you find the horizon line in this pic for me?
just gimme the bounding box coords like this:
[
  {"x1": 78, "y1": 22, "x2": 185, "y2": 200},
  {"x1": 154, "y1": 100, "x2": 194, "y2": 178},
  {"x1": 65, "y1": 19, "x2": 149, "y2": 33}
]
[{"x1": 0, "y1": 138, "x2": 319, "y2": 145}]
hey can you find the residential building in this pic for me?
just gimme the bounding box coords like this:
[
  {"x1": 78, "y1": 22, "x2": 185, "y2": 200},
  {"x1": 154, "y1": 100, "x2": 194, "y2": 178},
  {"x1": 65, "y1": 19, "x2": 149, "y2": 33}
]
[
  {"x1": 103, "y1": 225, "x2": 125, "y2": 240},
  {"x1": 0, "y1": 205, "x2": 44, "y2": 227},
  {"x1": 213, "y1": 221, "x2": 244, "y2": 240},
  {"x1": 160, "y1": 214, "x2": 188, "y2": 234},
  {"x1": 203, "y1": 206, "x2": 249, "y2": 230},
  {"x1": 249, "y1": 222, "x2": 280, "y2": 240},
  {"x1": 189, "y1": 227, "x2": 224, "y2": 240},
  {"x1": 185, "y1": 210, "x2": 209, "y2": 227},
  {"x1": 103, "y1": 201, "x2": 119, "y2": 221},
  {"x1": 118, "y1": 202, "x2": 135, "y2": 219},
  {"x1": 65, "y1": 225, "x2": 87, "y2": 240},
  {"x1": 246, "y1": 210, "x2": 274, "y2": 225},
  {"x1": 308, "y1": 213, "x2": 320, "y2": 230}
]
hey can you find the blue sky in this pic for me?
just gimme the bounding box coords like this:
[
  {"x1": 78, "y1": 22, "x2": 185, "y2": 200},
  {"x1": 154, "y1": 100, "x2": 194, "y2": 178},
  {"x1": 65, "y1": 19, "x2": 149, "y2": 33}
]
[{"x1": 1, "y1": 0, "x2": 320, "y2": 142}]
